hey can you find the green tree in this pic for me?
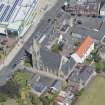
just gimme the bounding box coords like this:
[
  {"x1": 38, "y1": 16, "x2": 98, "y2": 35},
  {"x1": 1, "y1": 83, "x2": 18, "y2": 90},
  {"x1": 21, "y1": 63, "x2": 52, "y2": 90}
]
[
  {"x1": 0, "y1": 93, "x2": 7, "y2": 102},
  {"x1": 95, "y1": 62, "x2": 101, "y2": 73},
  {"x1": 40, "y1": 94, "x2": 57, "y2": 105},
  {"x1": 30, "y1": 94, "x2": 43, "y2": 105},
  {"x1": 0, "y1": 80, "x2": 20, "y2": 98},
  {"x1": 95, "y1": 60, "x2": 105, "y2": 73}
]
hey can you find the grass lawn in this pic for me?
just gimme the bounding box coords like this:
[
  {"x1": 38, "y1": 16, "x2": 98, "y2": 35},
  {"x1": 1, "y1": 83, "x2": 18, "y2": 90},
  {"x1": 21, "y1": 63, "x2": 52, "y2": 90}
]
[
  {"x1": 75, "y1": 76, "x2": 105, "y2": 105},
  {"x1": 2, "y1": 99, "x2": 19, "y2": 105}
]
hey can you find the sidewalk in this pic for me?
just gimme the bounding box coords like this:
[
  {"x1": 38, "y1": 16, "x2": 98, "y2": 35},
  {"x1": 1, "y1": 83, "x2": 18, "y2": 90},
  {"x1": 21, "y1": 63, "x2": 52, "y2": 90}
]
[{"x1": 0, "y1": 0, "x2": 58, "y2": 70}]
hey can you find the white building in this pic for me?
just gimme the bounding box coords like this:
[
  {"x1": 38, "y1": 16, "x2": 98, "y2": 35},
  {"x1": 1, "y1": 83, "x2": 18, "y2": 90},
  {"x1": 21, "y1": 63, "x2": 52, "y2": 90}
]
[
  {"x1": 100, "y1": 5, "x2": 105, "y2": 16},
  {"x1": 0, "y1": 25, "x2": 7, "y2": 35},
  {"x1": 71, "y1": 36, "x2": 94, "y2": 63},
  {"x1": 7, "y1": 21, "x2": 23, "y2": 37}
]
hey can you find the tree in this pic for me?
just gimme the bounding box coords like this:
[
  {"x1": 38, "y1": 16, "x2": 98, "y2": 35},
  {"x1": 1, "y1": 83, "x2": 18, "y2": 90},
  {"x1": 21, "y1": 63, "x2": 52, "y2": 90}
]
[
  {"x1": 90, "y1": 48, "x2": 101, "y2": 63},
  {"x1": 103, "y1": 68, "x2": 105, "y2": 72},
  {"x1": 40, "y1": 94, "x2": 57, "y2": 105},
  {"x1": 30, "y1": 94, "x2": 43, "y2": 105},
  {"x1": 0, "y1": 93, "x2": 7, "y2": 102},
  {"x1": 95, "y1": 60, "x2": 105, "y2": 73},
  {"x1": 0, "y1": 80, "x2": 20, "y2": 98},
  {"x1": 40, "y1": 96, "x2": 49, "y2": 105}
]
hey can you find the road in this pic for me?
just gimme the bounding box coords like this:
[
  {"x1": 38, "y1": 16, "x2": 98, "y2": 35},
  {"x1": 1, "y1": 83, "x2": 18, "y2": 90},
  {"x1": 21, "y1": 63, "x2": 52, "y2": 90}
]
[{"x1": 0, "y1": 0, "x2": 65, "y2": 86}]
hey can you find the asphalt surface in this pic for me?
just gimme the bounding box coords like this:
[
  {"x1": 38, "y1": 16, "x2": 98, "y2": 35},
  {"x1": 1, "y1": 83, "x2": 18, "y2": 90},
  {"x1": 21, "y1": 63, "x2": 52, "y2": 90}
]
[{"x1": 0, "y1": 0, "x2": 65, "y2": 85}]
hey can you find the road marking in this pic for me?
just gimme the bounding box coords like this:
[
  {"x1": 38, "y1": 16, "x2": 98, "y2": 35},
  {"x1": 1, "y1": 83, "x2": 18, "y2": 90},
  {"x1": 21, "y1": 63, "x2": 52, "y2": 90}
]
[{"x1": 39, "y1": 35, "x2": 46, "y2": 44}]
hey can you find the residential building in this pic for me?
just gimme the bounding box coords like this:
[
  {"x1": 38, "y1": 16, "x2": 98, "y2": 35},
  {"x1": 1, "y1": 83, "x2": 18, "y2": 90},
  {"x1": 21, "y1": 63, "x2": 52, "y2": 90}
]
[
  {"x1": 63, "y1": 3, "x2": 100, "y2": 17},
  {"x1": 72, "y1": 16, "x2": 104, "y2": 42},
  {"x1": 71, "y1": 36, "x2": 94, "y2": 63},
  {"x1": 49, "y1": 80, "x2": 62, "y2": 92},
  {"x1": 100, "y1": 4, "x2": 105, "y2": 16},
  {"x1": 68, "y1": 65, "x2": 96, "y2": 89},
  {"x1": 55, "y1": 91, "x2": 74, "y2": 105},
  {"x1": 29, "y1": 74, "x2": 59, "y2": 96}
]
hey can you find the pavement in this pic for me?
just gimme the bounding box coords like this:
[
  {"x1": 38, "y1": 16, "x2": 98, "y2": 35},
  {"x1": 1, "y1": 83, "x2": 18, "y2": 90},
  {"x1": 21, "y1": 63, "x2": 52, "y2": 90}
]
[{"x1": 0, "y1": 0, "x2": 65, "y2": 86}]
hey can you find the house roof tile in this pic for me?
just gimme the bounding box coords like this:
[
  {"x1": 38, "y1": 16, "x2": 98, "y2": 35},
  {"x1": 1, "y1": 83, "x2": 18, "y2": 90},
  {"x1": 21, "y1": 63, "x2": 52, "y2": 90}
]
[{"x1": 75, "y1": 36, "x2": 93, "y2": 58}]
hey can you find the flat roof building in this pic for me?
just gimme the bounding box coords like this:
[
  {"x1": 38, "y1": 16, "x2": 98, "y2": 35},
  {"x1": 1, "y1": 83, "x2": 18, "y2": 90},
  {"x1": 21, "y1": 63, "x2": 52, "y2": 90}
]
[{"x1": 0, "y1": 0, "x2": 39, "y2": 37}]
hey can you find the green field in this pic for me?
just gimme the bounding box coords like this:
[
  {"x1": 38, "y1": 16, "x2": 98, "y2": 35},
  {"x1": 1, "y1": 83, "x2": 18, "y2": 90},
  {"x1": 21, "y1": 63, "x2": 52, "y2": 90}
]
[{"x1": 75, "y1": 76, "x2": 105, "y2": 105}]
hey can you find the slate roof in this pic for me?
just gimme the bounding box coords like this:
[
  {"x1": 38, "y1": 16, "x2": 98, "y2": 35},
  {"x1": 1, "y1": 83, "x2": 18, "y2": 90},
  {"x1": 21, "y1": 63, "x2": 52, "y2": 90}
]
[
  {"x1": 61, "y1": 57, "x2": 76, "y2": 77},
  {"x1": 100, "y1": 45, "x2": 105, "y2": 54},
  {"x1": 68, "y1": 65, "x2": 93, "y2": 84},
  {"x1": 72, "y1": 26, "x2": 104, "y2": 41},
  {"x1": 50, "y1": 80, "x2": 62, "y2": 90},
  {"x1": 100, "y1": 21, "x2": 105, "y2": 34},
  {"x1": 76, "y1": 16, "x2": 103, "y2": 30},
  {"x1": 31, "y1": 82, "x2": 47, "y2": 93},
  {"x1": 29, "y1": 74, "x2": 55, "y2": 93},
  {"x1": 72, "y1": 17, "x2": 105, "y2": 42},
  {"x1": 29, "y1": 74, "x2": 63, "y2": 94},
  {"x1": 40, "y1": 48, "x2": 77, "y2": 77},
  {"x1": 26, "y1": 45, "x2": 77, "y2": 77},
  {"x1": 40, "y1": 47, "x2": 61, "y2": 72}
]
